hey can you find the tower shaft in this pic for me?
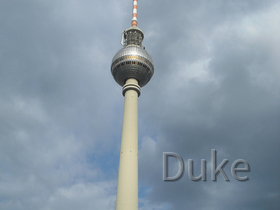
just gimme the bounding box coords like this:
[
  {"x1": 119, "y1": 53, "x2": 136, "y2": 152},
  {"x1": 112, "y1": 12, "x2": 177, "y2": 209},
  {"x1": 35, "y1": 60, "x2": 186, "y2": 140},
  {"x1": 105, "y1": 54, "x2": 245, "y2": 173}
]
[
  {"x1": 116, "y1": 78, "x2": 139, "y2": 210},
  {"x1": 112, "y1": 0, "x2": 154, "y2": 209}
]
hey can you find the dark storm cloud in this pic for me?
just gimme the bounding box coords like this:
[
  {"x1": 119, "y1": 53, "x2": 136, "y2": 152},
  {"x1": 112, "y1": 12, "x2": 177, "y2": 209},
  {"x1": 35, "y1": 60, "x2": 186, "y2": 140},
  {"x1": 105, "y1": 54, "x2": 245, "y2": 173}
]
[
  {"x1": 0, "y1": 0, "x2": 279, "y2": 209},
  {"x1": 137, "y1": 0, "x2": 280, "y2": 209},
  {"x1": 0, "y1": 0, "x2": 126, "y2": 209}
]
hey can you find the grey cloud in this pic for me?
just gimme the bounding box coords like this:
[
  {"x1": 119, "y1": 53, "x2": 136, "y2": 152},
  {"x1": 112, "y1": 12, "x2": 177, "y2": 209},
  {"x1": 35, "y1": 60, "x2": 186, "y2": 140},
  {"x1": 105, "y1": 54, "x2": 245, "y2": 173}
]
[
  {"x1": 0, "y1": 0, "x2": 279, "y2": 209},
  {"x1": 137, "y1": 1, "x2": 280, "y2": 209}
]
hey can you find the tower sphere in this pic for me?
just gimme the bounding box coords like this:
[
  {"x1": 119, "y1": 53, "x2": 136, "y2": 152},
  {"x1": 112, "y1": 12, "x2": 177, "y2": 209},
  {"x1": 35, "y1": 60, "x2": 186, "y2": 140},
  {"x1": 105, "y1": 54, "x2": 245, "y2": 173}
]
[{"x1": 111, "y1": 27, "x2": 154, "y2": 87}]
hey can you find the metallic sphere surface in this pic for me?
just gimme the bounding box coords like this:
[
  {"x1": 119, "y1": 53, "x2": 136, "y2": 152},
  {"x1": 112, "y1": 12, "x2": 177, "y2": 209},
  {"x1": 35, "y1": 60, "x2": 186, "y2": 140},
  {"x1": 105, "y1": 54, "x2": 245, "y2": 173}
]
[{"x1": 111, "y1": 46, "x2": 154, "y2": 87}]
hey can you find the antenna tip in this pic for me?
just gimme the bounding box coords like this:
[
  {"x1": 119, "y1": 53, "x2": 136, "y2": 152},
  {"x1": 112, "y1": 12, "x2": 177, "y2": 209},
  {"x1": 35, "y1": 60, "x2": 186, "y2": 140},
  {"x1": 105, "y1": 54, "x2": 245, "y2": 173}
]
[{"x1": 131, "y1": 0, "x2": 138, "y2": 26}]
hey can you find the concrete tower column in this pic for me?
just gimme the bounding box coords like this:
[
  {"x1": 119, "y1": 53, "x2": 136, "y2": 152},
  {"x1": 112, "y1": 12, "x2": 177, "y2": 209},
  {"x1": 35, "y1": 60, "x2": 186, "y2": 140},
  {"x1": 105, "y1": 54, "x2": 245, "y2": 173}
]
[
  {"x1": 116, "y1": 78, "x2": 140, "y2": 210},
  {"x1": 111, "y1": 2, "x2": 154, "y2": 209}
]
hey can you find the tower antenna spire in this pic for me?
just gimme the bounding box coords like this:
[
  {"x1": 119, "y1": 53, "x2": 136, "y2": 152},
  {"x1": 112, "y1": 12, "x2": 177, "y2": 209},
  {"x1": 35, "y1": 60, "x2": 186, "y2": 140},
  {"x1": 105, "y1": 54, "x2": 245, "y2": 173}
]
[{"x1": 131, "y1": 0, "x2": 138, "y2": 26}]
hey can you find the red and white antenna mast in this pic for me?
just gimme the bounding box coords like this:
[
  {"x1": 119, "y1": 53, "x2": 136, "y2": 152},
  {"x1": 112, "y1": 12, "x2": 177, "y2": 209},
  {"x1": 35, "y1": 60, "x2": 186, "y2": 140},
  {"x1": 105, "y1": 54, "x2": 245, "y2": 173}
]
[{"x1": 131, "y1": 0, "x2": 138, "y2": 26}]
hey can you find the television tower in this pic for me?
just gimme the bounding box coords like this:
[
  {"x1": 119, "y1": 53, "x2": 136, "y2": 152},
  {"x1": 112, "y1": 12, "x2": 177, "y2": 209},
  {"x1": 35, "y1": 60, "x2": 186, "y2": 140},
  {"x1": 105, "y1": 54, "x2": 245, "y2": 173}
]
[{"x1": 111, "y1": 0, "x2": 154, "y2": 209}]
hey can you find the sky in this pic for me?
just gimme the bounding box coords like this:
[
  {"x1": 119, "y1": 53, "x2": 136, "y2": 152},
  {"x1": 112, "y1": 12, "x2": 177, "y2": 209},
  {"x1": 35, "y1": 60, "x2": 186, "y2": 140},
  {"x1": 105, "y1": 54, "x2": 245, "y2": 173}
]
[{"x1": 0, "y1": 0, "x2": 279, "y2": 209}]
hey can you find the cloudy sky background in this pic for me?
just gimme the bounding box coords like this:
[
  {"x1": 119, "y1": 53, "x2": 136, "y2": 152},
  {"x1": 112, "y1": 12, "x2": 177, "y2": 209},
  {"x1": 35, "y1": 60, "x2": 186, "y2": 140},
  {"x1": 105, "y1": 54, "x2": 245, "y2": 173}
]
[{"x1": 1, "y1": 0, "x2": 279, "y2": 209}]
